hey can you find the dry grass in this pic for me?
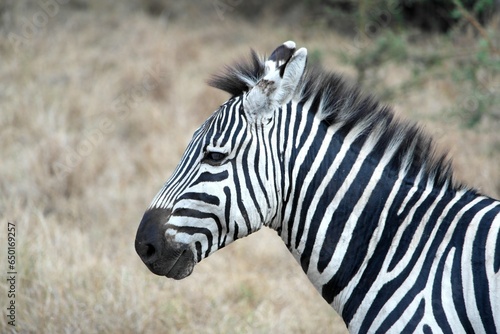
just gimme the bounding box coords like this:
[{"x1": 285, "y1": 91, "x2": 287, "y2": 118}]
[{"x1": 0, "y1": 3, "x2": 498, "y2": 333}]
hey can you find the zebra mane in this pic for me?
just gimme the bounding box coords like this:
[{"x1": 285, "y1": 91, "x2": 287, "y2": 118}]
[{"x1": 208, "y1": 50, "x2": 460, "y2": 190}]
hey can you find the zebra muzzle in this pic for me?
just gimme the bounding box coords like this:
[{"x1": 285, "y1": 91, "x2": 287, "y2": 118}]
[{"x1": 135, "y1": 208, "x2": 196, "y2": 279}]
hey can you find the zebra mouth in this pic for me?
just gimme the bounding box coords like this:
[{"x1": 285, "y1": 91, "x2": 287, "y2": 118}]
[
  {"x1": 163, "y1": 247, "x2": 196, "y2": 280},
  {"x1": 142, "y1": 245, "x2": 196, "y2": 280}
]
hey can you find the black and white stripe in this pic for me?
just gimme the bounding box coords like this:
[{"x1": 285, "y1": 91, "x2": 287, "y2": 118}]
[{"x1": 135, "y1": 41, "x2": 500, "y2": 333}]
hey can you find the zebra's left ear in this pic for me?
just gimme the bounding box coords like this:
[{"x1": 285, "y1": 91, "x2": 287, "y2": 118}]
[{"x1": 244, "y1": 41, "x2": 307, "y2": 123}]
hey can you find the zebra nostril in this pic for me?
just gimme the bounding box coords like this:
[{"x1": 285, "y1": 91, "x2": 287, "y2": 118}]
[
  {"x1": 135, "y1": 240, "x2": 158, "y2": 263},
  {"x1": 145, "y1": 243, "x2": 156, "y2": 259}
]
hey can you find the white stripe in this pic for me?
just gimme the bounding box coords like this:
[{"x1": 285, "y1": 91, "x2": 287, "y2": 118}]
[
  {"x1": 397, "y1": 167, "x2": 425, "y2": 216},
  {"x1": 295, "y1": 99, "x2": 313, "y2": 148}
]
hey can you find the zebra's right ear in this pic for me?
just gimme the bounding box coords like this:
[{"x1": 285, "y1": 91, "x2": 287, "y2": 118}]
[{"x1": 243, "y1": 41, "x2": 307, "y2": 124}]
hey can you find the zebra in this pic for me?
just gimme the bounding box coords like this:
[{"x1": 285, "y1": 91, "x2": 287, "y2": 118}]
[{"x1": 135, "y1": 41, "x2": 500, "y2": 333}]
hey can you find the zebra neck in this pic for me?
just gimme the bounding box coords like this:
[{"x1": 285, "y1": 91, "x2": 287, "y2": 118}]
[
  {"x1": 273, "y1": 101, "x2": 490, "y2": 320},
  {"x1": 276, "y1": 114, "x2": 500, "y2": 330}
]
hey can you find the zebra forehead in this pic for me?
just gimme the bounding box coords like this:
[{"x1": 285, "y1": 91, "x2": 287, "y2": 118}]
[{"x1": 193, "y1": 98, "x2": 243, "y2": 141}]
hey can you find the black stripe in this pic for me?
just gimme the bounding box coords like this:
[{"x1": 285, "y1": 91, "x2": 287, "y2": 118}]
[
  {"x1": 241, "y1": 132, "x2": 264, "y2": 223},
  {"x1": 495, "y1": 222, "x2": 500, "y2": 273},
  {"x1": 233, "y1": 221, "x2": 239, "y2": 240},
  {"x1": 472, "y1": 203, "x2": 499, "y2": 333},
  {"x1": 255, "y1": 124, "x2": 271, "y2": 209},
  {"x1": 231, "y1": 167, "x2": 251, "y2": 233},
  {"x1": 450, "y1": 239, "x2": 471, "y2": 333},
  {"x1": 282, "y1": 103, "x2": 293, "y2": 206},
  {"x1": 195, "y1": 241, "x2": 202, "y2": 262},
  {"x1": 221, "y1": 186, "x2": 232, "y2": 247},
  {"x1": 191, "y1": 171, "x2": 228, "y2": 186},
  {"x1": 178, "y1": 192, "x2": 220, "y2": 206}
]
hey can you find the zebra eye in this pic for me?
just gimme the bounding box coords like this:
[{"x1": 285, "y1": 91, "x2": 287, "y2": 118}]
[{"x1": 203, "y1": 151, "x2": 227, "y2": 164}]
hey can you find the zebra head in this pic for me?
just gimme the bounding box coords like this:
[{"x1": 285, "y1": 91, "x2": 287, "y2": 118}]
[{"x1": 135, "y1": 42, "x2": 307, "y2": 279}]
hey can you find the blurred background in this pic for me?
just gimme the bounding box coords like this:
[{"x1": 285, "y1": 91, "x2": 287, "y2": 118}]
[{"x1": 0, "y1": 0, "x2": 498, "y2": 332}]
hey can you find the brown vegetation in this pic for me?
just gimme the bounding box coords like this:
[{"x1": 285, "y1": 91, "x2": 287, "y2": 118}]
[{"x1": 0, "y1": 2, "x2": 498, "y2": 333}]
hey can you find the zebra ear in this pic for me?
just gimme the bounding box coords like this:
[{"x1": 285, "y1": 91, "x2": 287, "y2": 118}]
[
  {"x1": 244, "y1": 42, "x2": 307, "y2": 123},
  {"x1": 265, "y1": 40, "x2": 297, "y2": 75}
]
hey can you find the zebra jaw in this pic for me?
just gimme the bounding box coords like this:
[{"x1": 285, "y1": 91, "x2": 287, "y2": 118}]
[{"x1": 135, "y1": 208, "x2": 196, "y2": 279}]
